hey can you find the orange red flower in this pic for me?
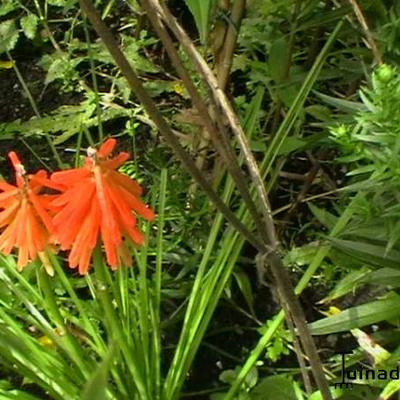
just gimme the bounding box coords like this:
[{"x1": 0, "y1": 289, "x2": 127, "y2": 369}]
[
  {"x1": 0, "y1": 139, "x2": 153, "y2": 275},
  {"x1": 0, "y1": 152, "x2": 54, "y2": 272},
  {"x1": 49, "y1": 138, "x2": 154, "y2": 274}
]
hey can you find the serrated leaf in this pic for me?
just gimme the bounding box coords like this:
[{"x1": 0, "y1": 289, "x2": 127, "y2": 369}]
[
  {"x1": 20, "y1": 14, "x2": 39, "y2": 40},
  {"x1": 309, "y1": 295, "x2": 400, "y2": 335},
  {"x1": 44, "y1": 56, "x2": 71, "y2": 84},
  {"x1": 0, "y1": 1, "x2": 18, "y2": 18},
  {"x1": 124, "y1": 39, "x2": 159, "y2": 73},
  {"x1": 46, "y1": 0, "x2": 77, "y2": 12},
  {"x1": 0, "y1": 100, "x2": 134, "y2": 144},
  {"x1": 0, "y1": 20, "x2": 19, "y2": 54}
]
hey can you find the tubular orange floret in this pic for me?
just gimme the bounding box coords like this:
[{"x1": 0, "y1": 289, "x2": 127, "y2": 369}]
[
  {"x1": 49, "y1": 138, "x2": 154, "y2": 274},
  {"x1": 8, "y1": 151, "x2": 22, "y2": 170},
  {"x1": 0, "y1": 153, "x2": 56, "y2": 271},
  {"x1": 0, "y1": 140, "x2": 153, "y2": 274},
  {"x1": 97, "y1": 138, "x2": 117, "y2": 158}
]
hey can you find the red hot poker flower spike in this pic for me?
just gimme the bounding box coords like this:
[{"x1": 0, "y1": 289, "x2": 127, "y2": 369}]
[
  {"x1": 50, "y1": 138, "x2": 155, "y2": 274},
  {"x1": 0, "y1": 152, "x2": 55, "y2": 272}
]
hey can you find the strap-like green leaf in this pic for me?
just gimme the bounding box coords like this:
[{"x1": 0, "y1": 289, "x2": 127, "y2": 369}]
[
  {"x1": 309, "y1": 296, "x2": 400, "y2": 335},
  {"x1": 184, "y1": 0, "x2": 214, "y2": 44}
]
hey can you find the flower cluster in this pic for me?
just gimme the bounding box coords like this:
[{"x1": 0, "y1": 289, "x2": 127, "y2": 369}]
[{"x1": 0, "y1": 139, "x2": 154, "y2": 275}]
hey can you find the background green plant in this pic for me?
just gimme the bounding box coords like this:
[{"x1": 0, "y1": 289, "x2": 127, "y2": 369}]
[{"x1": 1, "y1": 0, "x2": 400, "y2": 399}]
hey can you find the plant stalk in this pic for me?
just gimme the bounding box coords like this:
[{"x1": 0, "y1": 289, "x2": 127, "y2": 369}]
[
  {"x1": 140, "y1": 0, "x2": 268, "y2": 241},
  {"x1": 145, "y1": 1, "x2": 334, "y2": 398},
  {"x1": 78, "y1": 0, "x2": 264, "y2": 254}
]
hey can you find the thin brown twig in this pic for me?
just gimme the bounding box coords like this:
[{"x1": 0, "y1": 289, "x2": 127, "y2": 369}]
[
  {"x1": 216, "y1": 0, "x2": 246, "y2": 90},
  {"x1": 283, "y1": 306, "x2": 313, "y2": 395},
  {"x1": 78, "y1": 0, "x2": 264, "y2": 255},
  {"x1": 272, "y1": 187, "x2": 342, "y2": 216},
  {"x1": 80, "y1": 1, "x2": 333, "y2": 397},
  {"x1": 140, "y1": 0, "x2": 269, "y2": 239},
  {"x1": 347, "y1": 0, "x2": 382, "y2": 64},
  {"x1": 149, "y1": 2, "x2": 333, "y2": 398},
  {"x1": 211, "y1": 0, "x2": 230, "y2": 71},
  {"x1": 279, "y1": 158, "x2": 320, "y2": 233},
  {"x1": 148, "y1": 0, "x2": 276, "y2": 243},
  {"x1": 210, "y1": 0, "x2": 246, "y2": 202},
  {"x1": 271, "y1": 0, "x2": 302, "y2": 133},
  {"x1": 204, "y1": 0, "x2": 246, "y2": 194}
]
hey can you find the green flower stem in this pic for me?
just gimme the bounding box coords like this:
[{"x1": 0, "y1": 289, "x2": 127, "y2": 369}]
[
  {"x1": 151, "y1": 168, "x2": 167, "y2": 399},
  {"x1": 93, "y1": 247, "x2": 149, "y2": 399},
  {"x1": 48, "y1": 252, "x2": 106, "y2": 354},
  {"x1": 37, "y1": 267, "x2": 92, "y2": 378},
  {"x1": 164, "y1": 171, "x2": 236, "y2": 399}
]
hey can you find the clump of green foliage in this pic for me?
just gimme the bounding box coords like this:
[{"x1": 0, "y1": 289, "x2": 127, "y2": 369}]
[
  {"x1": 306, "y1": 65, "x2": 400, "y2": 399},
  {"x1": 330, "y1": 64, "x2": 400, "y2": 251},
  {"x1": 2, "y1": 0, "x2": 400, "y2": 400}
]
